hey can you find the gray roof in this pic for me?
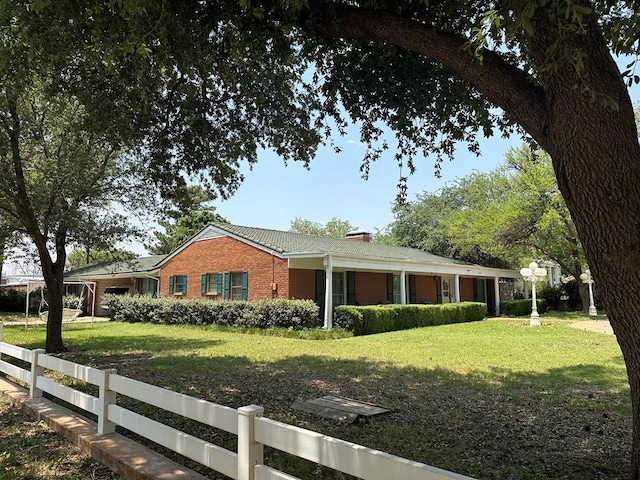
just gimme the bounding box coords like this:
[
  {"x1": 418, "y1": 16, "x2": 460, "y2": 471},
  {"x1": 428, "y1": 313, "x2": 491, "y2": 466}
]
[
  {"x1": 65, "y1": 254, "x2": 168, "y2": 278},
  {"x1": 209, "y1": 224, "x2": 473, "y2": 266}
]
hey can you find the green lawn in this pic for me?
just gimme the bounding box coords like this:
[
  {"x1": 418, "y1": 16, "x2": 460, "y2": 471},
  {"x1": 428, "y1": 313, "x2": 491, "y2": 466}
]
[{"x1": 0, "y1": 315, "x2": 631, "y2": 479}]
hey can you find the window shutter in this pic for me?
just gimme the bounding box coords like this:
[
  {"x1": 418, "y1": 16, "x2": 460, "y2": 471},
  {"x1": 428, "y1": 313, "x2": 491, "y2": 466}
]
[
  {"x1": 216, "y1": 273, "x2": 223, "y2": 295},
  {"x1": 315, "y1": 270, "x2": 325, "y2": 320},
  {"x1": 409, "y1": 275, "x2": 417, "y2": 303},
  {"x1": 224, "y1": 272, "x2": 230, "y2": 300},
  {"x1": 241, "y1": 271, "x2": 248, "y2": 301},
  {"x1": 346, "y1": 271, "x2": 356, "y2": 305},
  {"x1": 435, "y1": 276, "x2": 442, "y2": 304},
  {"x1": 168, "y1": 276, "x2": 174, "y2": 295},
  {"x1": 182, "y1": 275, "x2": 187, "y2": 295},
  {"x1": 201, "y1": 274, "x2": 207, "y2": 294},
  {"x1": 386, "y1": 273, "x2": 394, "y2": 303}
]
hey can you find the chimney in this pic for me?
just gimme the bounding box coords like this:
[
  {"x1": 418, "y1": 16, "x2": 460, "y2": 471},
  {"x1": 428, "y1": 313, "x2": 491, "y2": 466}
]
[{"x1": 345, "y1": 230, "x2": 372, "y2": 243}]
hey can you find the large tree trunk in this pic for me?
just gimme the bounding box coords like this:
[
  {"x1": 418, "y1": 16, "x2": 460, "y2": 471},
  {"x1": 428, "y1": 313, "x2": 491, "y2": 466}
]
[
  {"x1": 535, "y1": 20, "x2": 640, "y2": 479},
  {"x1": 42, "y1": 259, "x2": 66, "y2": 353}
]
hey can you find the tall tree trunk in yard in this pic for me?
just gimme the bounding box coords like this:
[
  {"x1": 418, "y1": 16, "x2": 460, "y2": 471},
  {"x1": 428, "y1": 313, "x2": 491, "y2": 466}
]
[{"x1": 536, "y1": 22, "x2": 640, "y2": 478}]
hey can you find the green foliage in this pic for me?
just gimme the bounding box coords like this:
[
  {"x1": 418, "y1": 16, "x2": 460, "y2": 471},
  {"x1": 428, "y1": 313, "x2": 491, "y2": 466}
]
[
  {"x1": 66, "y1": 248, "x2": 136, "y2": 272},
  {"x1": 289, "y1": 217, "x2": 357, "y2": 238},
  {"x1": 0, "y1": 288, "x2": 41, "y2": 313},
  {"x1": 104, "y1": 295, "x2": 320, "y2": 329},
  {"x1": 500, "y1": 299, "x2": 548, "y2": 316},
  {"x1": 334, "y1": 302, "x2": 486, "y2": 335},
  {"x1": 146, "y1": 208, "x2": 229, "y2": 255}
]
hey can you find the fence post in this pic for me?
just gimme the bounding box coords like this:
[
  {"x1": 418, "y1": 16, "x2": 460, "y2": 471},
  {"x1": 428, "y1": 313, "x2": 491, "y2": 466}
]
[
  {"x1": 98, "y1": 369, "x2": 117, "y2": 434},
  {"x1": 238, "y1": 405, "x2": 264, "y2": 480},
  {"x1": 30, "y1": 349, "x2": 46, "y2": 398}
]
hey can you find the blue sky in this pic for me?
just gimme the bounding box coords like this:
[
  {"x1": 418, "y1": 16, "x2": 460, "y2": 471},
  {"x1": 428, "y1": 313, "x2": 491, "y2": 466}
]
[{"x1": 212, "y1": 133, "x2": 520, "y2": 235}]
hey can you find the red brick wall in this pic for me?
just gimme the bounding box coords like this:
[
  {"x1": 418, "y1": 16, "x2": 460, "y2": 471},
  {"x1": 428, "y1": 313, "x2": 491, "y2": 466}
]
[
  {"x1": 460, "y1": 277, "x2": 475, "y2": 302},
  {"x1": 160, "y1": 237, "x2": 289, "y2": 301},
  {"x1": 355, "y1": 272, "x2": 388, "y2": 304},
  {"x1": 289, "y1": 269, "x2": 316, "y2": 300},
  {"x1": 415, "y1": 275, "x2": 438, "y2": 303}
]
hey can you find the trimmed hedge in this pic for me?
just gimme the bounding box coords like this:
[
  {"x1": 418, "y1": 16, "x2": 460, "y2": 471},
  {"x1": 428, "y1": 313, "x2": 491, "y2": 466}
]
[
  {"x1": 104, "y1": 295, "x2": 320, "y2": 329},
  {"x1": 333, "y1": 302, "x2": 487, "y2": 336},
  {"x1": 500, "y1": 299, "x2": 548, "y2": 316}
]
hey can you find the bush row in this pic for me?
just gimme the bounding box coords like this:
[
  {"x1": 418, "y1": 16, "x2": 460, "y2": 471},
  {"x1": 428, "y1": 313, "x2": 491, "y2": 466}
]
[
  {"x1": 499, "y1": 299, "x2": 548, "y2": 316},
  {"x1": 333, "y1": 302, "x2": 487, "y2": 336},
  {"x1": 0, "y1": 288, "x2": 42, "y2": 313},
  {"x1": 104, "y1": 295, "x2": 320, "y2": 329}
]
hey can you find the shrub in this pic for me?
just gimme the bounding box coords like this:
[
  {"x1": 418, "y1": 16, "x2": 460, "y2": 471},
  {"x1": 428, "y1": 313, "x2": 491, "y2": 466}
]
[
  {"x1": 500, "y1": 299, "x2": 548, "y2": 316},
  {"x1": 104, "y1": 295, "x2": 319, "y2": 329},
  {"x1": 0, "y1": 288, "x2": 42, "y2": 313},
  {"x1": 334, "y1": 302, "x2": 486, "y2": 336}
]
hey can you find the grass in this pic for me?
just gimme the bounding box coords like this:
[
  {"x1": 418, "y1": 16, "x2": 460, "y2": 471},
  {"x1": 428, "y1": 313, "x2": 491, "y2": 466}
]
[
  {"x1": 0, "y1": 313, "x2": 631, "y2": 479},
  {"x1": 0, "y1": 396, "x2": 119, "y2": 480}
]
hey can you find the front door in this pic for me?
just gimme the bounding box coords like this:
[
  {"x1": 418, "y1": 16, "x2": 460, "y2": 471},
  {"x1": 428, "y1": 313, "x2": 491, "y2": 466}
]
[{"x1": 441, "y1": 276, "x2": 453, "y2": 303}]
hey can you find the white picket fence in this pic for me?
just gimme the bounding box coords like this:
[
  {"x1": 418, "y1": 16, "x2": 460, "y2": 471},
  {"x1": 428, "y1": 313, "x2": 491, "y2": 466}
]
[{"x1": 0, "y1": 322, "x2": 474, "y2": 480}]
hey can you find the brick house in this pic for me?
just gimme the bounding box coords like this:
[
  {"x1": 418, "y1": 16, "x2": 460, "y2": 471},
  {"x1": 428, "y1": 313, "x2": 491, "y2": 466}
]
[{"x1": 159, "y1": 224, "x2": 521, "y2": 327}]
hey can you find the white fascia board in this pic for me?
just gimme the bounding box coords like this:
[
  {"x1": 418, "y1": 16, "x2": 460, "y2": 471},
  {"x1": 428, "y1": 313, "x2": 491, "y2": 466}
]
[{"x1": 284, "y1": 252, "x2": 520, "y2": 278}]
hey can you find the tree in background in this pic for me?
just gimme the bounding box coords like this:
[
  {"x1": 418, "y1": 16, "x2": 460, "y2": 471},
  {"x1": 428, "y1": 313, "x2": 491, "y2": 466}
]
[
  {"x1": 66, "y1": 249, "x2": 137, "y2": 272},
  {"x1": 290, "y1": 217, "x2": 357, "y2": 238},
  {"x1": 446, "y1": 145, "x2": 590, "y2": 309},
  {"x1": 146, "y1": 186, "x2": 229, "y2": 255}
]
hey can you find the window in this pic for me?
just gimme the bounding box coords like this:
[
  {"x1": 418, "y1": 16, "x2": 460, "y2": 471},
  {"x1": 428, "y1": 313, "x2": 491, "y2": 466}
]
[
  {"x1": 169, "y1": 275, "x2": 187, "y2": 295},
  {"x1": 332, "y1": 271, "x2": 345, "y2": 306},
  {"x1": 392, "y1": 274, "x2": 402, "y2": 304},
  {"x1": 136, "y1": 278, "x2": 157, "y2": 296},
  {"x1": 223, "y1": 271, "x2": 248, "y2": 300},
  {"x1": 201, "y1": 273, "x2": 222, "y2": 295}
]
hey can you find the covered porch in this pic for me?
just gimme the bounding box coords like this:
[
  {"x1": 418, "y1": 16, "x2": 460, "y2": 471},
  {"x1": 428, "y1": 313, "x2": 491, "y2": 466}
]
[{"x1": 286, "y1": 253, "x2": 521, "y2": 329}]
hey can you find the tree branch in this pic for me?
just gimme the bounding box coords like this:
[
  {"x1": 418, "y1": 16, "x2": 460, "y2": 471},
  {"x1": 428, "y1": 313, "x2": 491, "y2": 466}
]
[{"x1": 305, "y1": 4, "x2": 549, "y2": 147}]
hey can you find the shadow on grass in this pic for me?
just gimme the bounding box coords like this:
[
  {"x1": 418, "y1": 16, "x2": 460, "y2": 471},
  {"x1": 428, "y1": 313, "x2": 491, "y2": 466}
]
[{"x1": 36, "y1": 348, "x2": 628, "y2": 480}]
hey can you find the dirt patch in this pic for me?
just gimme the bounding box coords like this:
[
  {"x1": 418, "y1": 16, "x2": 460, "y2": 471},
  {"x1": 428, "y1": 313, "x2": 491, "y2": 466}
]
[{"x1": 569, "y1": 320, "x2": 614, "y2": 335}]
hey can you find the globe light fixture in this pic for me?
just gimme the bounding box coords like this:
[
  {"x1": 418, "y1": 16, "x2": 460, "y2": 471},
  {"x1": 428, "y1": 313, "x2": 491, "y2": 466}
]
[
  {"x1": 520, "y1": 261, "x2": 547, "y2": 326},
  {"x1": 579, "y1": 269, "x2": 598, "y2": 317}
]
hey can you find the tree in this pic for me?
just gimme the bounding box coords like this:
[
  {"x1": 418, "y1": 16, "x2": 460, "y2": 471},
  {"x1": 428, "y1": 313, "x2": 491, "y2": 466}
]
[
  {"x1": 446, "y1": 145, "x2": 591, "y2": 309},
  {"x1": 146, "y1": 208, "x2": 229, "y2": 255},
  {"x1": 66, "y1": 248, "x2": 137, "y2": 272},
  {"x1": 290, "y1": 217, "x2": 358, "y2": 238},
  {"x1": 12, "y1": 1, "x2": 640, "y2": 474},
  {"x1": 0, "y1": 79, "x2": 147, "y2": 352},
  {"x1": 145, "y1": 185, "x2": 229, "y2": 255}
]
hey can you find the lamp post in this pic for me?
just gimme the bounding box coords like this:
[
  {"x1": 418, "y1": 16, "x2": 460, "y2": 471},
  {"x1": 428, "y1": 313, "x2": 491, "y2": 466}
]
[
  {"x1": 520, "y1": 261, "x2": 547, "y2": 326},
  {"x1": 579, "y1": 269, "x2": 598, "y2": 317}
]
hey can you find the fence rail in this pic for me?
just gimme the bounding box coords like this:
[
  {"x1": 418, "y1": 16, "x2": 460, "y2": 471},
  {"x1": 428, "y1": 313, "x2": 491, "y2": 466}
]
[{"x1": 0, "y1": 322, "x2": 475, "y2": 480}]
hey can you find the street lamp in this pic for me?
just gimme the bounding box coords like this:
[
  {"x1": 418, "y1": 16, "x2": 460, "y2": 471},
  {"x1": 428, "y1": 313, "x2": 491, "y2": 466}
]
[
  {"x1": 520, "y1": 261, "x2": 547, "y2": 326},
  {"x1": 579, "y1": 269, "x2": 598, "y2": 317}
]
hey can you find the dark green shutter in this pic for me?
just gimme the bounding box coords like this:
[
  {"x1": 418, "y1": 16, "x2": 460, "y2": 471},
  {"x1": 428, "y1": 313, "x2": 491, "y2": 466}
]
[
  {"x1": 182, "y1": 275, "x2": 187, "y2": 294},
  {"x1": 201, "y1": 274, "x2": 207, "y2": 294},
  {"x1": 168, "y1": 276, "x2": 175, "y2": 295},
  {"x1": 386, "y1": 274, "x2": 394, "y2": 303},
  {"x1": 346, "y1": 271, "x2": 356, "y2": 304},
  {"x1": 224, "y1": 272, "x2": 230, "y2": 300},
  {"x1": 216, "y1": 273, "x2": 223, "y2": 295},
  {"x1": 409, "y1": 275, "x2": 417, "y2": 303},
  {"x1": 315, "y1": 270, "x2": 325, "y2": 319},
  {"x1": 435, "y1": 276, "x2": 442, "y2": 304},
  {"x1": 241, "y1": 271, "x2": 248, "y2": 300}
]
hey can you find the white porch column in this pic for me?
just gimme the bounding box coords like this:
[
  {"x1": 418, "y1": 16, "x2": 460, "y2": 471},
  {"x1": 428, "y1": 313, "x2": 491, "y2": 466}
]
[
  {"x1": 494, "y1": 277, "x2": 501, "y2": 315},
  {"x1": 323, "y1": 255, "x2": 333, "y2": 329},
  {"x1": 454, "y1": 274, "x2": 461, "y2": 303},
  {"x1": 400, "y1": 271, "x2": 407, "y2": 304}
]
